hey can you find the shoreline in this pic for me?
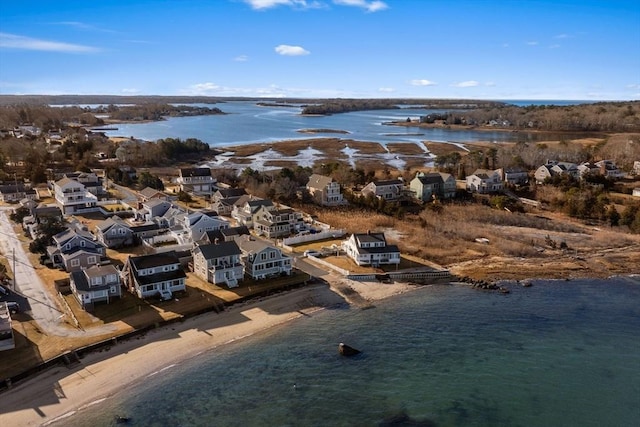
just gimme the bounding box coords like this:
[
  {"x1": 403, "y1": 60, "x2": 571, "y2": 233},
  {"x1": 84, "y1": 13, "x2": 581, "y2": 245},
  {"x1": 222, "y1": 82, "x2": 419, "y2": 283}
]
[{"x1": 0, "y1": 280, "x2": 415, "y2": 426}]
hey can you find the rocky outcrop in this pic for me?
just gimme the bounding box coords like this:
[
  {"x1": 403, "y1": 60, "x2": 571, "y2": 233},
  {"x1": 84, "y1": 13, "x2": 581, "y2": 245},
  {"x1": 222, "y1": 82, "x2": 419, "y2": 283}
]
[{"x1": 338, "y1": 343, "x2": 361, "y2": 357}]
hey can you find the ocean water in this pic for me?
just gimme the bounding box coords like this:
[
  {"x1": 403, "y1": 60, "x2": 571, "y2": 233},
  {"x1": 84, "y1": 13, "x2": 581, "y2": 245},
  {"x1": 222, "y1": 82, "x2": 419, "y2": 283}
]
[
  {"x1": 104, "y1": 101, "x2": 597, "y2": 148},
  {"x1": 58, "y1": 277, "x2": 640, "y2": 427}
]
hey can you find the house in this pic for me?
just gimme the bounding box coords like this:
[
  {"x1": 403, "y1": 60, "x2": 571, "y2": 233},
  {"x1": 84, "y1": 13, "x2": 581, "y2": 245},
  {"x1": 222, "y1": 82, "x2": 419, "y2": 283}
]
[
  {"x1": 204, "y1": 225, "x2": 250, "y2": 244},
  {"x1": 95, "y1": 216, "x2": 134, "y2": 249},
  {"x1": 48, "y1": 222, "x2": 106, "y2": 271},
  {"x1": 577, "y1": 162, "x2": 601, "y2": 178},
  {"x1": 595, "y1": 160, "x2": 624, "y2": 179},
  {"x1": 138, "y1": 186, "x2": 169, "y2": 202},
  {"x1": 236, "y1": 236, "x2": 292, "y2": 280},
  {"x1": 177, "y1": 167, "x2": 216, "y2": 195},
  {"x1": 253, "y1": 205, "x2": 304, "y2": 239},
  {"x1": 534, "y1": 161, "x2": 579, "y2": 184},
  {"x1": 0, "y1": 303, "x2": 15, "y2": 351},
  {"x1": 342, "y1": 231, "x2": 401, "y2": 267},
  {"x1": 122, "y1": 251, "x2": 187, "y2": 300},
  {"x1": 53, "y1": 177, "x2": 98, "y2": 215},
  {"x1": 232, "y1": 197, "x2": 274, "y2": 227},
  {"x1": 185, "y1": 211, "x2": 229, "y2": 243},
  {"x1": 410, "y1": 172, "x2": 456, "y2": 201},
  {"x1": 306, "y1": 174, "x2": 344, "y2": 206},
  {"x1": 212, "y1": 187, "x2": 247, "y2": 202},
  {"x1": 361, "y1": 179, "x2": 404, "y2": 201},
  {"x1": 192, "y1": 241, "x2": 244, "y2": 288},
  {"x1": 211, "y1": 195, "x2": 245, "y2": 216},
  {"x1": 130, "y1": 222, "x2": 161, "y2": 241},
  {"x1": 501, "y1": 168, "x2": 529, "y2": 186},
  {"x1": 0, "y1": 184, "x2": 37, "y2": 203},
  {"x1": 70, "y1": 264, "x2": 122, "y2": 310},
  {"x1": 22, "y1": 205, "x2": 63, "y2": 239},
  {"x1": 63, "y1": 171, "x2": 104, "y2": 197},
  {"x1": 136, "y1": 199, "x2": 173, "y2": 222},
  {"x1": 466, "y1": 169, "x2": 504, "y2": 194}
]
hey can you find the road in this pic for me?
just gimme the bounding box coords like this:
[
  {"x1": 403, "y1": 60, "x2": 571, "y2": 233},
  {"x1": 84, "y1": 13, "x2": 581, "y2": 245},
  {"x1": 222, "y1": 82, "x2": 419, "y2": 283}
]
[{"x1": 0, "y1": 209, "x2": 116, "y2": 337}]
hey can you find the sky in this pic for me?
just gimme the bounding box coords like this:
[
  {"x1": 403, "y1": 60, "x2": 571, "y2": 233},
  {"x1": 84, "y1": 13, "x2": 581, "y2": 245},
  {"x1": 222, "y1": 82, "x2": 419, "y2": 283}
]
[{"x1": 0, "y1": 0, "x2": 639, "y2": 100}]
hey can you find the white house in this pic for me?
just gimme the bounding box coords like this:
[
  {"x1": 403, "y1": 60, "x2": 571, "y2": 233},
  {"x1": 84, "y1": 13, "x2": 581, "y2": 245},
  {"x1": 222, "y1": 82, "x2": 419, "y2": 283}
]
[
  {"x1": 192, "y1": 241, "x2": 244, "y2": 288},
  {"x1": 177, "y1": 167, "x2": 216, "y2": 195},
  {"x1": 185, "y1": 211, "x2": 230, "y2": 243},
  {"x1": 53, "y1": 177, "x2": 98, "y2": 215},
  {"x1": 70, "y1": 264, "x2": 122, "y2": 310},
  {"x1": 342, "y1": 231, "x2": 400, "y2": 267},
  {"x1": 236, "y1": 236, "x2": 292, "y2": 280},
  {"x1": 253, "y1": 205, "x2": 304, "y2": 239},
  {"x1": 466, "y1": 169, "x2": 504, "y2": 193},
  {"x1": 361, "y1": 179, "x2": 404, "y2": 201}
]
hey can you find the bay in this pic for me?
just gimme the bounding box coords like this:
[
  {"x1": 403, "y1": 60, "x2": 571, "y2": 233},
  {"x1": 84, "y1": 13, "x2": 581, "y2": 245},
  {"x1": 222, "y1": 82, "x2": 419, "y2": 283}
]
[
  {"x1": 58, "y1": 277, "x2": 640, "y2": 427},
  {"x1": 103, "y1": 101, "x2": 597, "y2": 148}
]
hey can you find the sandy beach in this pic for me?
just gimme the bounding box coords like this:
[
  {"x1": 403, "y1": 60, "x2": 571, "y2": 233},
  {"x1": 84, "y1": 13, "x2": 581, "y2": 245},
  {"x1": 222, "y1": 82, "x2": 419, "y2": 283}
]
[{"x1": 0, "y1": 280, "x2": 417, "y2": 426}]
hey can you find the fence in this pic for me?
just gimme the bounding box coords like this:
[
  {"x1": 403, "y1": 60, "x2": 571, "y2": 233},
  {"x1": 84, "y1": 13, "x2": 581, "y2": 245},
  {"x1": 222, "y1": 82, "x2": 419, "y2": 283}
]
[
  {"x1": 347, "y1": 270, "x2": 451, "y2": 282},
  {"x1": 282, "y1": 229, "x2": 345, "y2": 246}
]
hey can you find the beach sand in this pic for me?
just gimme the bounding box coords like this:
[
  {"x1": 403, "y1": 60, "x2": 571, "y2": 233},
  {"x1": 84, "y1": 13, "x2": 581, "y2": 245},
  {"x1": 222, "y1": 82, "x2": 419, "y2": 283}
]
[{"x1": 0, "y1": 280, "x2": 416, "y2": 426}]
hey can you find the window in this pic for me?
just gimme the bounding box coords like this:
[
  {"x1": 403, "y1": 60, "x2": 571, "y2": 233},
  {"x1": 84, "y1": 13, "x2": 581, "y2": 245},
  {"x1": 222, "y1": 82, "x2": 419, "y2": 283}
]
[
  {"x1": 91, "y1": 276, "x2": 102, "y2": 285},
  {"x1": 88, "y1": 256, "x2": 96, "y2": 264},
  {"x1": 110, "y1": 286, "x2": 117, "y2": 294},
  {"x1": 269, "y1": 251, "x2": 276, "y2": 259},
  {"x1": 71, "y1": 259, "x2": 80, "y2": 267},
  {"x1": 260, "y1": 253, "x2": 267, "y2": 261}
]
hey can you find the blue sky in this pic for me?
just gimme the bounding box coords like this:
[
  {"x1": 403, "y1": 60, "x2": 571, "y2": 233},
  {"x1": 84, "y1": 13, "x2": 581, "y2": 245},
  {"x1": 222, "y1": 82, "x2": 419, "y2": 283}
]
[{"x1": 0, "y1": 0, "x2": 638, "y2": 100}]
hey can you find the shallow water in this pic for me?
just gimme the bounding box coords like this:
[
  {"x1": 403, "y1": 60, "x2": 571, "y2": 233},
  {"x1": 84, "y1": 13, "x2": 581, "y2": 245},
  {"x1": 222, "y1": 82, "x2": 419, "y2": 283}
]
[{"x1": 58, "y1": 277, "x2": 640, "y2": 427}]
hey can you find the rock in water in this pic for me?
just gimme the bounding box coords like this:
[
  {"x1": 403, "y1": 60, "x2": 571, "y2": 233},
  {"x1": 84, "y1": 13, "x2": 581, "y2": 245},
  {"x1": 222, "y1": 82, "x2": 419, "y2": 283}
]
[{"x1": 339, "y1": 342, "x2": 361, "y2": 357}]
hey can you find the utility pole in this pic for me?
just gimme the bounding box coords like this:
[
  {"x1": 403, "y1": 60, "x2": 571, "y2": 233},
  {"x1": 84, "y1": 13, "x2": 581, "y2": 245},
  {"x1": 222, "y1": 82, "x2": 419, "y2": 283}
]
[{"x1": 12, "y1": 248, "x2": 16, "y2": 290}]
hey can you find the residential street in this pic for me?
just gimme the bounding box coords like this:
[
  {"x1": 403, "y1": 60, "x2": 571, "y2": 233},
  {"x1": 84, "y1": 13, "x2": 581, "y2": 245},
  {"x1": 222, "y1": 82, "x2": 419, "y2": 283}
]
[{"x1": 0, "y1": 210, "x2": 116, "y2": 337}]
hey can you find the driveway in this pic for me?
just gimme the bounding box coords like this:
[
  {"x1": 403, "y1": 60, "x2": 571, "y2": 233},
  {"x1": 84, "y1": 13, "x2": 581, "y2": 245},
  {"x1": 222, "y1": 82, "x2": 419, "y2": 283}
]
[{"x1": 0, "y1": 210, "x2": 116, "y2": 337}]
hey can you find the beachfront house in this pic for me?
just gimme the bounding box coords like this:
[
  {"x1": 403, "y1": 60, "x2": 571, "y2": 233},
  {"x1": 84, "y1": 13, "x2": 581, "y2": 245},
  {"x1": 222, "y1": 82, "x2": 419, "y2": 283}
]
[
  {"x1": 342, "y1": 231, "x2": 401, "y2": 267},
  {"x1": 203, "y1": 226, "x2": 250, "y2": 244},
  {"x1": 122, "y1": 251, "x2": 187, "y2": 300},
  {"x1": 192, "y1": 241, "x2": 244, "y2": 288},
  {"x1": 0, "y1": 183, "x2": 37, "y2": 203},
  {"x1": 70, "y1": 264, "x2": 122, "y2": 311},
  {"x1": 236, "y1": 236, "x2": 292, "y2": 280},
  {"x1": 306, "y1": 174, "x2": 344, "y2": 206},
  {"x1": 410, "y1": 172, "x2": 456, "y2": 201},
  {"x1": 534, "y1": 161, "x2": 579, "y2": 184},
  {"x1": 135, "y1": 199, "x2": 173, "y2": 222},
  {"x1": 466, "y1": 169, "x2": 504, "y2": 194}
]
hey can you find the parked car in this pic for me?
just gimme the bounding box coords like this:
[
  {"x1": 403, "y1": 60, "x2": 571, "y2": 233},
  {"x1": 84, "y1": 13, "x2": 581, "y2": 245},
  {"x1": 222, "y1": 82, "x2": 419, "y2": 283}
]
[
  {"x1": 303, "y1": 250, "x2": 321, "y2": 257},
  {"x1": 0, "y1": 285, "x2": 9, "y2": 296}
]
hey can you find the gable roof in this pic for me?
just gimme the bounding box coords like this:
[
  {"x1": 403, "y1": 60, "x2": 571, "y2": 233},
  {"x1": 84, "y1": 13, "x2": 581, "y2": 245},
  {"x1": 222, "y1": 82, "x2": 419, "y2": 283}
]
[
  {"x1": 55, "y1": 177, "x2": 83, "y2": 188},
  {"x1": 215, "y1": 188, "x2": 247, "y2": 198},
  {"x1": 129, "y1": 251, "x2": 180, "y2": 270},
  {"x1": 415, "y1": 173, "x2": 444, "y2": 185},
  {"x1": 139, "y1": 187, "x2": 166, "y2": 199},
  {"x1": 307, "y1": 174, "x2": 333, "y2": 189},
  {"x1": 372, "y1": 179, "x2": 403, "y2": 187},
  {"x1": 96, "y1": 216, "x2": 131, "y2": 233},
  {"x1": 180, "y1": 167, "x2": 212, "y2": 177},
  {"x1": 236, "y1": 236, "x2": 272, "y2": 254},
  {"x1": 194, "y1": 241, "x2": 241, "y2": 259}
]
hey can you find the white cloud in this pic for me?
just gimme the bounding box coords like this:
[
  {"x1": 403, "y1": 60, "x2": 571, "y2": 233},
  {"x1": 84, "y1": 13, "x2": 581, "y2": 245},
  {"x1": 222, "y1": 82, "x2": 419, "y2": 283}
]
[
  {"x1": 410, "y1": 79, "x2": 436, "y2": 86},
  {"x1": 554, "y1": 33, "x2": 571, "y2": 39},
  {"x1": 626, "y1": 83, "x2": 640, "y2": 89},
  {"x1": 0, "y1": 32, "x2": 100, "y2": 53},
  {"x1": 234, "y1": 54, "x2": 249, "y2": 62},
  {"x1": 333, "y1": 0, "x2": 388, "y2": 12},
  {"x1": 453, "y1": 80, "x2": 479, "y2": 88},
  {"x1": 121, "y1": 88, "x2": 140, "y2": 94},
  {"x1": 52, "y1": 21, "x2": 117, "y2": 33},
  {"x1": 242, "y1": 0, "x2": 320, "y2": 10},
  {"x1": 189, "y1": 82, "x2": 221, "y2": 94},
  {"x1": 485, "y1": 82, "x2": 496, "y2": 87},
  {"x1": 378, "y1": 87, "x2": 394, "y2": 93},
  {"x1": 549, "y1": 44, "x2": 561, "y2": 49},
  {"x1": 275, "y1": 44, "x2": 310, "y2": 56},
  {"x1": 527, "y1": 41, "x2": 539, "y2": 46}
]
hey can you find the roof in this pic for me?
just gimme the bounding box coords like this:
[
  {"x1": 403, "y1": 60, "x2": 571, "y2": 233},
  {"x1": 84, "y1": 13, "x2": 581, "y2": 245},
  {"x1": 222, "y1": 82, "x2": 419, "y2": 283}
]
[
  {"x1": 307, "y1": 174, "x2": 333, "y2": 189},
  {"x1": 415, "y1": 173, "x2": 444, "y2": 185},
  {"x1": 55, "y1": 177, "x2": 83, "y2": 187},
  {"x1": 194, "y1": 241, "x2": 241, "y2": 259},
  {"x1": 129, "y1": 251, "x2": 180, "y2": 270},
  {"x1": 130, "y1": 222, "x2": 160, "y2": 233},
  {"x1": 139, "y1": 187, "x2": 165, "y2": 199},
  {"x1": 215, "y1": 188, "x2": 247, "y2": 198},
  {"x1": 71, "y1": 265, "x2": 119, "y2": 291},
  {"x1": 372, "y1": 179, "x2": 403, "y2": 187},
  {"x1": 135, "y1": 269, "x2": 186, "y2": 286},
  {"x1": 354, "y1": 244, "x2": 400, "y2": 255},
  {"x1": 96, "y1": 216, "x2": 130, "y2": 233},
  {"x1": 180, "y1": 167, "x2": 212, "y2": 177},
  {"x1": 236, "y1": 236, "x2": 272, "y2": 254},
  {"x1": 354, "y1": 232, "x2": 387, "y2": 245}
]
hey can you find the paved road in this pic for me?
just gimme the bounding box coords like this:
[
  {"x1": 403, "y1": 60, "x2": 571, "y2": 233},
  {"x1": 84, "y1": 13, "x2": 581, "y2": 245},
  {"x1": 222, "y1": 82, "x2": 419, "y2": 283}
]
[{"x1": 0, "y1": 210, "x2": 116, "y2": 337}]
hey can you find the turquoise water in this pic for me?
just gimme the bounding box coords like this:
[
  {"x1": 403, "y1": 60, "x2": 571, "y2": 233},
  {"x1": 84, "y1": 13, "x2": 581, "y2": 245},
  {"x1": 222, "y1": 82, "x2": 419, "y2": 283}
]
[
  {"x1": 58, "y1": 277, "x2": 640, "y2": 426},
  {"x1": 104, "y1": 101, "x2": 597, "y2": 148}
]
